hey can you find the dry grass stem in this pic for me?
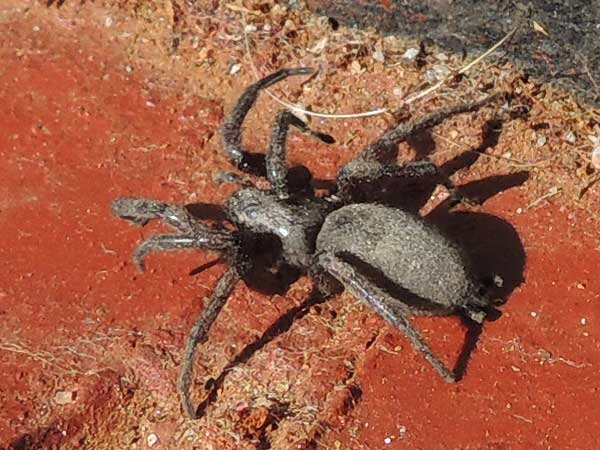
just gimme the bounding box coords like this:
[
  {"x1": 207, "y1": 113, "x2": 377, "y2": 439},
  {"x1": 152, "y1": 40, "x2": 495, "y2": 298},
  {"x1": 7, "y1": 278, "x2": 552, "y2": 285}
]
[{"x1": 242, "y1": 11, "x2": 518, "y2": 119}]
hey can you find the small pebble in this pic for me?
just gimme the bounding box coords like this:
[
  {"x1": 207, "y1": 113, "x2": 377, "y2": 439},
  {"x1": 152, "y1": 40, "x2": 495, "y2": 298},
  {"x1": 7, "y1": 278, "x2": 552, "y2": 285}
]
[
  {"x1": 591, "y1": 145, "x2": 600, "y2": 170},
  {"x1": 493, "y1": 274, "x2": 504, "y2": 288},
  {"x1": 105, "y1": 17, "x2": 113, "y2": 27},
  {"x1": 125, "y1": 65, "x2": 133, "y2": 73},
  {"x1": 516, "y1": 207, "x2": 523, "y2": 214},
  {"x1": 563, "y1": 131, "x2": 577, "y2": 144},
  {"x1": 425, "y1": 69, "x2": 438, "y2": 83},
  {"x1": 536, "y1": 135, "x2": 547, "y2": 147},
  {"x1": 402, "y1": 48, "x2": 420, "y2": 60},
  {"x1": 229, "y1": 63, "x2": 241, "y2": 75},
  {"x1": 54, "y1": 390, "x2": 75, "y2": 405},
  {"x1": 581, "y1": 318, "x2": 587, "y2": 325},
  {"x1": 33, "y1": 25, "x2": 40, "y2": 32},
  {"x1": 350, "y1": 60, "x2": 363, "y2": 74},
  {"x1": 147, "y1": 433, "x2": 159, "y2": 447},
  {"x1": 384, "y1": 436, "x2": 392, "y2": 444},
  {"x1": 284, "y1": 19, "x2": 296, "y2": 31},
  {"x1": 372, "y1": 48, "x2": 385, "y2": 63},
  {"x1": 530, "y1": 311, "x2": 538, "y2": 318}
]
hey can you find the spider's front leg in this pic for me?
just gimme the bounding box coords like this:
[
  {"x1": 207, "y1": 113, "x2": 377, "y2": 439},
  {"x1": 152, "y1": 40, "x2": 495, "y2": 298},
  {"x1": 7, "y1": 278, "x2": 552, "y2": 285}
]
[
  {"x1": 221, "y1": 68, "x2": 334, "y2": 180},
  {"x1": 112, "y1": 197, "x2": 237, "y2": 271},
  {"x1": 112, "y1": 197, "x2": 197, "y2": 231},
  {"x1": 267, "y1": 110, "x2": 335, "y2": 198},
  {"x1": 316, "y1": 252, "x2": 456, "y2": 383},
  {"x1": 221, "y1": 67, "x2": 313, "y2": 173}
]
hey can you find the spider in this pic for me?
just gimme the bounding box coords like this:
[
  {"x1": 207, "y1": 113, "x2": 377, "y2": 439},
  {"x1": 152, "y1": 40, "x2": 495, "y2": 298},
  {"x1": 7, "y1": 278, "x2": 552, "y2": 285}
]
[{"x1": 112, "y1": 68, "x2": 499, "y2": 419}]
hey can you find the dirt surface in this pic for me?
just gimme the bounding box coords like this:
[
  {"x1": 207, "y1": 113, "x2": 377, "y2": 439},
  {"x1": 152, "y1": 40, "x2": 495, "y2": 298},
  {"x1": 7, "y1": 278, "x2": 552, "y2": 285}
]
[
  {"x1": 0, "y1": 1, "x2": 599, "y2": 449},
  {"x1": 309, "y1": 0, "x2": 600, "y2": 108}
]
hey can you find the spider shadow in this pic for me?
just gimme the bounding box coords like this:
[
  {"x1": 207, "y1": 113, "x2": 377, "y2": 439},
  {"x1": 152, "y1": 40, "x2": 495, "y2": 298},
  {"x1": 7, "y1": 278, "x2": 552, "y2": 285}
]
[
  {"x1": 428, "y1": 199, "x2": 526, "y2": 380},
  {"x1": 239, "y1": 148, "x2": 338, "y2": 195},
  {"x1": 195, "y1": 289, "x2": 327, "y2": 418},
  {"x1": 345, "y1": 118, "x2": 527, "y2": 380},
  {"x1": 357, "y1": 118, "x2": 504, "y2": 213}
]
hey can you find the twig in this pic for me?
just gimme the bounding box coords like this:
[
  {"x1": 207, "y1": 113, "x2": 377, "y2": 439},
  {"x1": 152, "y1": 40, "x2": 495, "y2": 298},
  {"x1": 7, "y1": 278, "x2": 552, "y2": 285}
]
[
  {"x1": 525, "y1": 186, "x2": 561, "y2": 210},
  {"x1": 577, "y1": 174, "x2": 600, "y2": 199},
  {"x1": 241, "y1": 11, "x2": 385, "y2": 119},
  {"x1": 433, "y1": 131, "x2": 550, "y2": 168},
  {"x1": 404, "y1": 26, "x2": 518, "y2": 104},
  {"x1": 0, "y1": 341, "x2": 72, "y2": 373},
  {"x1": 512, "y1": 414, "x2": 533, "y2": 424},
  {"x1": 241, "y1": 11, "x2": 518, "y2": 119}
]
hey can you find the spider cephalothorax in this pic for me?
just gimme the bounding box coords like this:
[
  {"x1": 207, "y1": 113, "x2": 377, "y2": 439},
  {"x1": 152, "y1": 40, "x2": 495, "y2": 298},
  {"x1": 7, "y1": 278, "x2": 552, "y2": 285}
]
[{"x1": 112, "y1": 68, "x2": 499, "y2": 418}]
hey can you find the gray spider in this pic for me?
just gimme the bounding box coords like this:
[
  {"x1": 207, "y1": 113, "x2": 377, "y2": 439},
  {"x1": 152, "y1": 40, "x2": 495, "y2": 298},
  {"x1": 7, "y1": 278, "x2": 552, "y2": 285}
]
[{"x1": 112, "y1": 68, "x2": 499, "y2": 419}]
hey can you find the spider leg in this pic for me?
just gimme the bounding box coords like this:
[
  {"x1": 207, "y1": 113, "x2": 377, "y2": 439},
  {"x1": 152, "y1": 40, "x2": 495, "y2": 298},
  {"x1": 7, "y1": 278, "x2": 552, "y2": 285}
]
[
  {"x1": 221, "y1": 67, "x2": 315, "y2": 173},
  {"x1": 337, "y1": 159, "x2": 440, "y2": 201},
  {"x1": 179, "y1": 267, "x2": 241, "y2": 419},
  {"x1": 213, "y1": 170, "x2": 255, "y2": 188},
  {"x1": 112, "y1": 197, "x2": 197, "y2": 233},
  {"x1": 112, "y1": 197, "x2": 237, "y2": 271},
  {"x1": 267, "y1": 110, "x2": 335, "y2": 198},
  {"x1": 133, "y1": 231, "x2": 235, "y2": 272},
  {"x1": 336, "y1": 95, "x2": 498, "y2": 198},
  {"x1": 317, "y1": 253, "x2": 456, "y2": 382}
]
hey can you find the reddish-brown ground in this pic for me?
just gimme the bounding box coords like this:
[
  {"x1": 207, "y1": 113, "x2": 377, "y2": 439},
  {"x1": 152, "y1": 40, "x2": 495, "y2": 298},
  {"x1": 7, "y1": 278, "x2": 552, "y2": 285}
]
[{"x1": 1, "y1": 2, "x2": 599, "y2": 450}]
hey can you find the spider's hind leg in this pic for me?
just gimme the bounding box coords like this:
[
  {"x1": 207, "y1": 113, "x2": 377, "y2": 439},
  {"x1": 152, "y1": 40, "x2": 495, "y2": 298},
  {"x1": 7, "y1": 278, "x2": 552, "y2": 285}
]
[
  {"x1": 336, "y1": 96, "x2": 498, "y2": 202},
  {"x1": 337, "y1": 159, "x2": 443, "y2": 204},
  {"x1": 317, "y1": 253, "x2": 456, "y2": 382}
]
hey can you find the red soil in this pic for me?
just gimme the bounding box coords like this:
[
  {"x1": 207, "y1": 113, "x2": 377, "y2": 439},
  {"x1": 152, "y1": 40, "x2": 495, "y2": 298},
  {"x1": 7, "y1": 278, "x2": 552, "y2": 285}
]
[{"x1": 1, "y1": 4, "x2": 598, "y2": 450}]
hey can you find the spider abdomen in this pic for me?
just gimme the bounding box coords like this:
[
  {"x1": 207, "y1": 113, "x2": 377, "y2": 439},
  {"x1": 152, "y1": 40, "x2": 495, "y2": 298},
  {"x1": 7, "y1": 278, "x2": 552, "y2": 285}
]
[{"x1": 316, "y1": 203, "x2": 484, "y2": 315}]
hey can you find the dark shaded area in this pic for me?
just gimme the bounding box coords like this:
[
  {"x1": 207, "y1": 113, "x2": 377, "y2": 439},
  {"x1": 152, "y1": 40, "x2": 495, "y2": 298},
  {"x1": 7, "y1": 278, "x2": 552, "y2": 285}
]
[
  {"x1": 185, "y1": 203, "x2": 302, "y2": 294},
  {"x1": 453, "y1": 317, "x2": 484, "y2": 381},
  {"x1": 194, "y1": 289, "x2": 327, "y2": 418},
  {"x1": 46, "y1": 0, "x2": 68, "y2": 7},
  {"x1": 307, "y1": 0, "x2": 600, "y2": 106},
  {"x1": 8, "y1": 426, "x2": 63, "y2": 450},
  {"x1": 185, "y1": 202, "x2": 229, "y2": 222},
  {"x1": 350, "y1": 117, "x2": 513, "y2": 212},
  {"x1": 239, "y1": 233, "x2": 302, "y2": 295}
]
